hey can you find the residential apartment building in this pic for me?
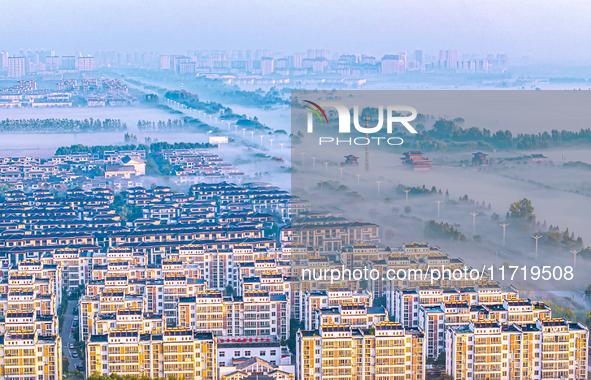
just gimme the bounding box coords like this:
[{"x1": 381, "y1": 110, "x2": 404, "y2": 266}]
[
  {"x1": 86, "y1": 328, "x2": 216, "y2": 380},
  {"x1": 314, "y1": 302, "x2": 388, "y2": 330},
  {"x1": 392, "y1": 282, "x2": 519, "y2": 328},
  {"x1": 281, "y1": 212, "x2": 380, "y2": 252},
  {"x1": 303, "y1": 288, "x2": 372, "y2": 330},
  {"x1": 7, "y1": 56, "x2": 27, "y2": 78},
  {"x1": 0, "y1": 329, "x2": 62, "y2": 380},
  {"x1": 446, "y1": 318, "x2": 589, "y2": 380},
  {"x1": 297, "y1": 322, "x2": 425, "y2": 380},
  {"x1": 177, "y1": 289, "x2": 290, "y2": 340}
]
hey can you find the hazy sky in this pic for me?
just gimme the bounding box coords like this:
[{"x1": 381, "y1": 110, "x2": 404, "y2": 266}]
[{"x1": 2, "y1": 0, "x2": 591, "y2": 61}]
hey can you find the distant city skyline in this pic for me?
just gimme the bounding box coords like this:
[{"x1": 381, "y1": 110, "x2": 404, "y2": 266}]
[
  {"x1": 0, "y1": 47, "x2": 509, "y2": 78},
  {"x1": 1, "y1": 0, "x2": 591, "y2": 63}
]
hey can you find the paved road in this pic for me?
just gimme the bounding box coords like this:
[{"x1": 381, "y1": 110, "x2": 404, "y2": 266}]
[{"x1": 61, "y1": 299, "x2": 82, "y2": 371}]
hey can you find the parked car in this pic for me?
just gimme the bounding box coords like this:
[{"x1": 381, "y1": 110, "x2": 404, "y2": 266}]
[
  {"x1": 73, "y1": 316, "x2": 79, "y2": 321},
  {"x1": 72, "y1": 351, "x2": 78, "y2": 358},
  {"x1": 69, "y1": 343, "x2": 75, "y2": 349},
  {"x1": 75, "y1": 365, "x2": 84, "y2": 371},
  {"x1": 73, "y1": 321, "x2": 78, "y2": 327},
  {"x1": 71, "y1": 327, "x2": 76, "y2": 332}
]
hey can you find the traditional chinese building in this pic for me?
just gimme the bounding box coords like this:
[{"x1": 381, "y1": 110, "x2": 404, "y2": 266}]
[
  {"x1": 401, "y1": 151, "x2": 432, "y2": 171},
  {"x1": 472, "y1": 152, "x2": 489, "y2": 166}
]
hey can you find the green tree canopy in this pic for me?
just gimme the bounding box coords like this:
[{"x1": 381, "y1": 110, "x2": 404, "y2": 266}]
[{"x1": 509, "y1": 198, "x2": 535, "y2": 220}]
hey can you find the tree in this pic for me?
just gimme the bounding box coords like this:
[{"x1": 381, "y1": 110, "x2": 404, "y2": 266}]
[
  {"x1": 424, "y1": 220, "x2": 467, "y2": 242},
  {"x1": 509, "y1": 198, "x2": 535, "y2": 220},
  {"x1": 63, "y1": 355, "x2": 70, "y2": 372},
  {"x1": 224, "y1": 285, "x2": 235, "y2": 297}
]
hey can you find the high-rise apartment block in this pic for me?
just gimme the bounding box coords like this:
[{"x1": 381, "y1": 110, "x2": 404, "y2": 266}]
[
  {"x1": 7, "y1": 56, "x2": 27, "y2": 78},
  {"x1": 447, "y1": 319, "x2": 588, "y2": 380},
  {"x1": 297, "y1": 322, "x2": 425, "y2": 380}
]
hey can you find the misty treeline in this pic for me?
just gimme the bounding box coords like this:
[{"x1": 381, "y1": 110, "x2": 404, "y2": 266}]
[
  {"x1": 506, "y1": 198, "x2": 584, "y2": 248},
  {"x1": 129, "y1": 74, "x2": 287, "y2": 108},
  {"x1": 424, "y1": 220, "x2": 467, "y2": 241},
  {"x1": 138, "y1": 119, "x2": 196, "y2": 131},
  {"x1": 188, "y1": 74, "x2": 288, "y2": 106},
  {"x1": 310, "y1": 104, "x2": 591, "y2": 152},
  {"x1": 541, "y1": 226, "x2": 584, "y2": 248},
  {"x1": 540, "y1": 297, "x2": 591, "y2": 328},
  {"x1": 0, "y1": 118, "x2": 127, "y2": 133},
  {"x1": 218, "y1": 85, "x2": 289, "y2": 107},
  {"x1": 164, "y1": 90, "x2": 270, "y2": 130},
  {"x1": 165, "y1": 90, "x2": 231, "y2": 115},
  {"x1": 415, "y1": 118, "x2": 591, "y2": 151},
  {"x1": 55, "y1": 141, "x2": 214, "y2": 157},
  {"x1": 137, "y1": 116, "x2": 214, "y2": 133},
  {"x1": 563, "y1": 161, "x2": 591, "y2": 170},
  {"x1": 404, "y1": 187, "x2": 585, "y2": 248}
]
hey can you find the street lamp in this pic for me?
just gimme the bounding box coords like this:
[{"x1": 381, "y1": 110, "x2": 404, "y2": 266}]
[
  {"x1": 571, "y1": 249, "x2": 581, "y2": 267},
  {"x1": 403, "y1": 189, "x2": 411, "y2": 204},
  {"x1": 470, "y1": 212, "x2": 479, "y2": 234},
  {"x1": 532, "y1": 235, "x2": 542, "y2": 259},
  {"x1": 435, "y1": 200, "x2": 443, "y2": 219},
  {"x1": 376, "y1": 181, "x2": 383, "y2": 197},
  {"x1": 499, "y1": 223, "x2": 509, "y2": 246}
]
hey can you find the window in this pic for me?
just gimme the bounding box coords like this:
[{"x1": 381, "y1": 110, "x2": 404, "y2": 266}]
[
  {"x1": 234, "y1": 351, "x2": 240, "y2": 357},
  {"x1": 245, "y1": 351, "x2": 251, "y2": 356},
  {"x1": 260, "y1": 350, "x2": 266, "y2": 356},
  {"x1": 270, "y1": 350, "x2": 276, "y2": 356},
  {"x1": 219, "y1": 352, "x2": 225, "y2": 357}
]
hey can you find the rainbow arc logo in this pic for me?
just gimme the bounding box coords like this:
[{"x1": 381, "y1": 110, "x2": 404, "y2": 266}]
[{"x1": 303, "y1": 100, "x2": 328, "y2": 124}]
